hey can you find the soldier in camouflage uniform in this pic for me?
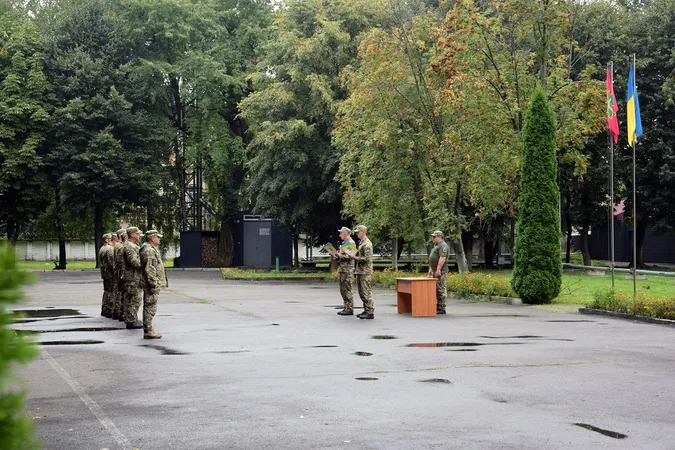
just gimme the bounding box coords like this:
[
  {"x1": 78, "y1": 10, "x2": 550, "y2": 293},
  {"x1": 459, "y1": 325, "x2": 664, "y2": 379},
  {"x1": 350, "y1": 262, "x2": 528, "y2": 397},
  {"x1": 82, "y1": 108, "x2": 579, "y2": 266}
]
[
  {"x1": 112, "y1": 229, "x2": 127, "y2": 321},
  {"x1": 123, "y1": 226, "x2": 144, "y2": 329},
  {"x1": 99, "y1": 233, "x2": 113, "y2": 318},
  {"x1": 428, "y1": 230, "x2": 450, "y2": 314},
  {"x1": 107, "y1": 232, "x2": 119, "y2": 319},
  {"x1": 140, "y1": 230, "x2": 167, "y2": 339},
  {"x1": 333, "y1": 226, "x2": 355, "y2": 316},
  {"x1": 351, "y1": 225, "x2": 374, "y2": 319}
]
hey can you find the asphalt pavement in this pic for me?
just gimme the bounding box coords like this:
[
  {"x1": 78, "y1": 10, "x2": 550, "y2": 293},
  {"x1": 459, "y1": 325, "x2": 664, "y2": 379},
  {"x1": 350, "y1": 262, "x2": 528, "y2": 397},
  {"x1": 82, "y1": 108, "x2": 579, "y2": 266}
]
[{"x1": 14, "y1": 270, "x2": 675, "y2": 450}]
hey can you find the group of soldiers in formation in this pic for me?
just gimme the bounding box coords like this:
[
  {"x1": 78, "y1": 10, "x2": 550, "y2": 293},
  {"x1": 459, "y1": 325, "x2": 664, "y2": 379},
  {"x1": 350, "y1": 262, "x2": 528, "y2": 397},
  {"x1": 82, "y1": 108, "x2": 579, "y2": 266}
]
[
  {"x1": 98, "y1": 227, "x2": 167, "y2": 339},
  {"x1": 332, "y1": 226, "x2": 449, "y2": 318},
  {"x1": 98, "y1": 224, "x2": 448, "y2": 329}
]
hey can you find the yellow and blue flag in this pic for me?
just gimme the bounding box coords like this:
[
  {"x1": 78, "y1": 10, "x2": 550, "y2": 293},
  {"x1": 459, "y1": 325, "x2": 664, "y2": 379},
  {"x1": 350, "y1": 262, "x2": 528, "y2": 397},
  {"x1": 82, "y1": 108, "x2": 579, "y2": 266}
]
[{"x1": 626, "y1": 64, "x2": 643, "y2": 145}]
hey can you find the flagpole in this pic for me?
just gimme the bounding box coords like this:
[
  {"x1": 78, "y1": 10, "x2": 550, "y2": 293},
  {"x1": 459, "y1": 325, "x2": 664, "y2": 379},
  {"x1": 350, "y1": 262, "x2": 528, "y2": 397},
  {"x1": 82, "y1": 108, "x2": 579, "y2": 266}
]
[
  {"x1": 609, "y1": 61, "x2": 616, "y2": 290},
  {"x1": 632, "y1": 53, "x2": 637, "y2": 297}
]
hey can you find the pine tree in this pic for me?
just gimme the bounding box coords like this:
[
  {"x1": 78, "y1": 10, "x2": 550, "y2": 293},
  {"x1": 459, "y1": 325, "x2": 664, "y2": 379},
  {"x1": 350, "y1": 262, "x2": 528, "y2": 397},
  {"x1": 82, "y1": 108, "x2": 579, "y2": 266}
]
[
  {"x1": 511, "y1": 89, "x2": 562, "y2": 304},
  {"x1": 0, "y1": 245, "x2": 39, "y2": 449}
]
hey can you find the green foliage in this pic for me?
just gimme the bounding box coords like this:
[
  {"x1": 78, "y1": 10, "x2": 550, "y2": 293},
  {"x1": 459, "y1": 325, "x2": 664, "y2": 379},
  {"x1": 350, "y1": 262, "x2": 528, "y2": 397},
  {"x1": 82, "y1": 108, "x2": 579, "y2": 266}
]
[
  {"x1": 591, "y1": 289, "x2": 675, "y2": 321},
  {"x1": 0, "y1": 9, "x2": 50, "y2": 243},
  {"x1": 221, "y1": 268, "x2": 336, "y2": 280},
  {"x1": 40, "y1": 0, "x2": 173, "y2": 253},
  {"x1": 239, "y1": 0, "x2": 382, "y2": 242},
  {"x1": 511, "y1": 89, "x2": 562, "y2": 304},
  {"x1": 0, "y1": 245, "x2": 39, "y2": 450},
  {"x1": 447, "y1": 272, "x2": 517, "y2": 298},
  {"x1": 334, "y1": 9, "x2": 448, "y2": 248},
  {"x1": 614, "y1": 0, "x2": 675, "y2": 257}
]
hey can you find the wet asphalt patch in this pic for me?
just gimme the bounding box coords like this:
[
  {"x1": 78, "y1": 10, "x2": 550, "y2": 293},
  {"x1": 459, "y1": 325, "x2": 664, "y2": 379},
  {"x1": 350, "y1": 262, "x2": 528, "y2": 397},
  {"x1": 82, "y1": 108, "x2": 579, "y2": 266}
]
[
  {"x1": 573, "y1": 423, "x2": 627, "y2": 439},
  {"x1": 32, "y1": 327, "x2": 123, "y2": 333},
  {"x1": 140, "y1": 344, "x2": 190, "y2": 355},
  {"x1": 40, "y1": 340, "x2": 104, "y2": 345},
  {"x1": 420, "y1": 378, "x2": 451, "y2": 384},
  {"x1": 14, "y1": 309, "x2": 82, "y2": 318}
]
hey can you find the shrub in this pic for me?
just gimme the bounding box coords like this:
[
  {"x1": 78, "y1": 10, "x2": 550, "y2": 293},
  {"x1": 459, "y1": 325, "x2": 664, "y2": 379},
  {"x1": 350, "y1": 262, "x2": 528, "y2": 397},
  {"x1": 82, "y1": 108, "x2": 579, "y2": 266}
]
[
  {"x1": 447, "y1": 273, "x2": 517, "y2": 298},
  {"x1": 0, "y1": 245, "x2": 40, "y2": 449},
  {"x1": 511, "y1": 89, "x2": 562, "y2": 304},
  {"x1": 590, "y1": 289, "x2": 675, "y2": 320},
  {"x1": 372, "y1": 268, "x2": 409, "y2": 288}
]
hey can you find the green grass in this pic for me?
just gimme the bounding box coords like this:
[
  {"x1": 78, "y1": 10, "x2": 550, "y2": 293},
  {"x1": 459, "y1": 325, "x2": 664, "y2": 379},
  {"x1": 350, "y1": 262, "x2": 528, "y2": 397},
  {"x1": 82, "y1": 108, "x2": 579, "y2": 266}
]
[
  {"x1": 221, "y1": 267, "x2": 675, "y2": 306},
  {"x1": 222, "y1": 268, "x2": 335, "y2": 280},
  {"x1": 17, "y1": 259, "x2": 174, "y2": 270},
  {"x1": 480, "y1": 269, "x2": 675, "y2": 306}
]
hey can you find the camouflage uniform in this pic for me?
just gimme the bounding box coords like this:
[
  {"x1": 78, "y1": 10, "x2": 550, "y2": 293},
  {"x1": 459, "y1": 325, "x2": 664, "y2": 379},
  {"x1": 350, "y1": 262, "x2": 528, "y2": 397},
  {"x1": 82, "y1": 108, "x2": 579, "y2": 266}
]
[
  {"x1": 112, "y1": 236, "x2": 126, "y2": 320},
  {"x1": 429, "y1": 239, "x2": 450, "y2": 309},
  {"x1": 337, "y1": 237, "x2": 356, "y2": 312},
  {"x1": 107, "y1": 239, "x2": 117, "y2": 318},
  {"x1": 355, "y1": 236, "x2": 374, "y2": 315},
  {"x1": 98, "y1": 243, "x2": 107, "y2": 315},
  {"x1": 123, "y1": 238, "x2": 143, "y2": 325},
  {"x1": 99, "y1": 239, "x2": 114, "y2": 317},
  {"x1": 140, "y1": 241, "x2": 167, "y2": 334}
]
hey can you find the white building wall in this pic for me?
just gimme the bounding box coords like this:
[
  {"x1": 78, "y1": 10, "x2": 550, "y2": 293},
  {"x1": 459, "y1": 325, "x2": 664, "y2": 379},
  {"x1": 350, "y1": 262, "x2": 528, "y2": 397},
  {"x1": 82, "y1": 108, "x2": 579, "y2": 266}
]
[{"x1": 14, "y1": 240, "x2": 179, "y2": 261}]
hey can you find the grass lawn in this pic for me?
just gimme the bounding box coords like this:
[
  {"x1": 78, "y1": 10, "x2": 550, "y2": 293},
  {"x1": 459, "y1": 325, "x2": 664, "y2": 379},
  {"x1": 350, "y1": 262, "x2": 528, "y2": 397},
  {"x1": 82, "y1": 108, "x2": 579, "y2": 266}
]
[
  {"x1": 17, "y1": 260, "x2": 175, "y2": 270},
  {"x1": 222, "y1": 269, "x2": 334, "y2": 280},
  {"x1": 220, "y1": 267, "x2": 675, "y2": 307},
  {"x1": 481, "y1": 270, "x2": 675, "y2": 306}
]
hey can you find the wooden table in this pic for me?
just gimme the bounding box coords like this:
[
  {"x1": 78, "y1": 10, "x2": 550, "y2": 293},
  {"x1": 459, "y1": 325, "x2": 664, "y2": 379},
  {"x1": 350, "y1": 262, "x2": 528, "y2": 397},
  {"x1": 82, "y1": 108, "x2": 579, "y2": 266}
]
[{"x1": 396, "y1": 277, "x2": 437, "y2": 317}]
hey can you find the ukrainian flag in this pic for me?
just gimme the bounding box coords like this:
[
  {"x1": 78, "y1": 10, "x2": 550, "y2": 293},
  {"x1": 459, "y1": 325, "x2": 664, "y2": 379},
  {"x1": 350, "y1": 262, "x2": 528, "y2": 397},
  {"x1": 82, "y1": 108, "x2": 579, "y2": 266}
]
[{"x1": 627, "y1": 64, "x2": 643, "y2": 145}]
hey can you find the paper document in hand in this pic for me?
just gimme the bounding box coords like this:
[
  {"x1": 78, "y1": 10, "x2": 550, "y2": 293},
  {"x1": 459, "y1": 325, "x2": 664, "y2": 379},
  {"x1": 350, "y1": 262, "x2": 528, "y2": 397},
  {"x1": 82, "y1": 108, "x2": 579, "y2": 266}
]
[
  {"x1": 340, "y1": 242, "x2": 357, "y2": 256},
  {"x1": 321, "y1": 243, "x2": 339, "y2": 255}
]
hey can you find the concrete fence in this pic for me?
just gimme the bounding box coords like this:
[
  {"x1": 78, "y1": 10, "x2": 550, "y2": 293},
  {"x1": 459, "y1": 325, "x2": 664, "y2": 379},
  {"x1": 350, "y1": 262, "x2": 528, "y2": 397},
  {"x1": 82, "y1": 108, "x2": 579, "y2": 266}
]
[{"x1": 13, "y1": 240, "x2": 179, "y2": 261}]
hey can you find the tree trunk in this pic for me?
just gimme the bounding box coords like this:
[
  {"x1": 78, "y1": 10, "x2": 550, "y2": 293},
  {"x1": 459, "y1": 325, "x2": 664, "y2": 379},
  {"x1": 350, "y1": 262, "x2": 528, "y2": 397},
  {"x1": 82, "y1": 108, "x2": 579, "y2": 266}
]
[
  {"x1": 564, "y1": 193, "x2": 572, "y2": 263},
  {"x1": 94, "y1": 202, "x2": 104, "y2": 268},
  {"x1": 147, "y1": 205, "x2": 154, "y2": 232},
  {"x1": 636, "y1": 220, "x2": 647, "y2": 269},
  {"x1": 397, "y1": 237, "x2": 405, "y2": 260},
  {"x1": 580, "y1": 223, "x2": 591, "y2": 266},
  {"x1": 55, "y1": 186, "x2": 67, "y2": 270},
  {"x1": 6, "y1": 216, "x2": 19, "y2": 246},
  {"x1": 484, "y1": 238, "x2": 495, "y2": 269},
  {"x1": 453, "y1": 240, "x2": 468, "y2": 272},
  {"x1": 392, "y1": 235, "x2": 398, "y2": 270},
  {"x1": 462, "y1": 232, "x2": 473, "y2": 272},
  {"x1": 293, "y1": 233, "x2": 299, "y2": 267},
  {"x1": 217, "y1": 218, "x2": 234, "y2": 267}
]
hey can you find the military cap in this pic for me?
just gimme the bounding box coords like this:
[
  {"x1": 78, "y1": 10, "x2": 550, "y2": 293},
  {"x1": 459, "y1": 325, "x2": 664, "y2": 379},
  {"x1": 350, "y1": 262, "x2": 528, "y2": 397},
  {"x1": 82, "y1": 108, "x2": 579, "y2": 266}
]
[
  {"x1": 126, "y1": 226, "x2": 143, "y2": 236},
  {"x1": 102, "y1": 233, "x2": 112, "y2": 240},
  {"x1": 431, "y1": 230, "x2": 444, "y2": 237},
  {"x1": 354, "y1": 225, "x2": 368, "y2": 233},
  {"x1": 116, "y1": 229, "x2": 127, "y2": 237},
  {"x1": 145, "y1": 229, "x2": 163, "y2": 238},
  {"x1": 338, "y1": 226, "x2": 351, "y2": 234}
]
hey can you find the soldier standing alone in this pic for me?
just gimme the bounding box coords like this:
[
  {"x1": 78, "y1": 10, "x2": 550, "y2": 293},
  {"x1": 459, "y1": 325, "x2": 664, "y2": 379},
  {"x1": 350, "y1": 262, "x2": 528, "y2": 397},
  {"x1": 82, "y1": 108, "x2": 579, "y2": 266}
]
[
  {"x1": 333, "y1": 227, "x2": 355, "y2": 316},
  {"x1": 99, "y1": 233, "x2": 113, "y2": 318},
  {"x1": 140, "y1": 230, "x2": 167, "y2": 339},
  {"x1": 350, "y1": 225, "x2": 374, "y2": 319},
  {"x1": 123, "y1": 227, "x2": 144, "y2": 329},
  {"x1": 112, "y1": 229, "x2": 127, "y2": 321},
  {"x1": 428, "y1": 230, "x2": 450, "y2": 314}
]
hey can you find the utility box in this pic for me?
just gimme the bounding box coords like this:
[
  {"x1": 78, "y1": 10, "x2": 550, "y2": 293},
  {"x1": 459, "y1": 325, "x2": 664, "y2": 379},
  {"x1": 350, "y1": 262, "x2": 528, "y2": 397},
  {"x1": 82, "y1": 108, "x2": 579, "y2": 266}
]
[
  {"x1": 178, "y1": 231, "x2": 220, "y2": 268},
  {"x1": 178, "y1": 215, "x2": 292, "y2": 268},
  {"x1": 232, "y1": 214, "x2": 292, "y2": 267}
]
